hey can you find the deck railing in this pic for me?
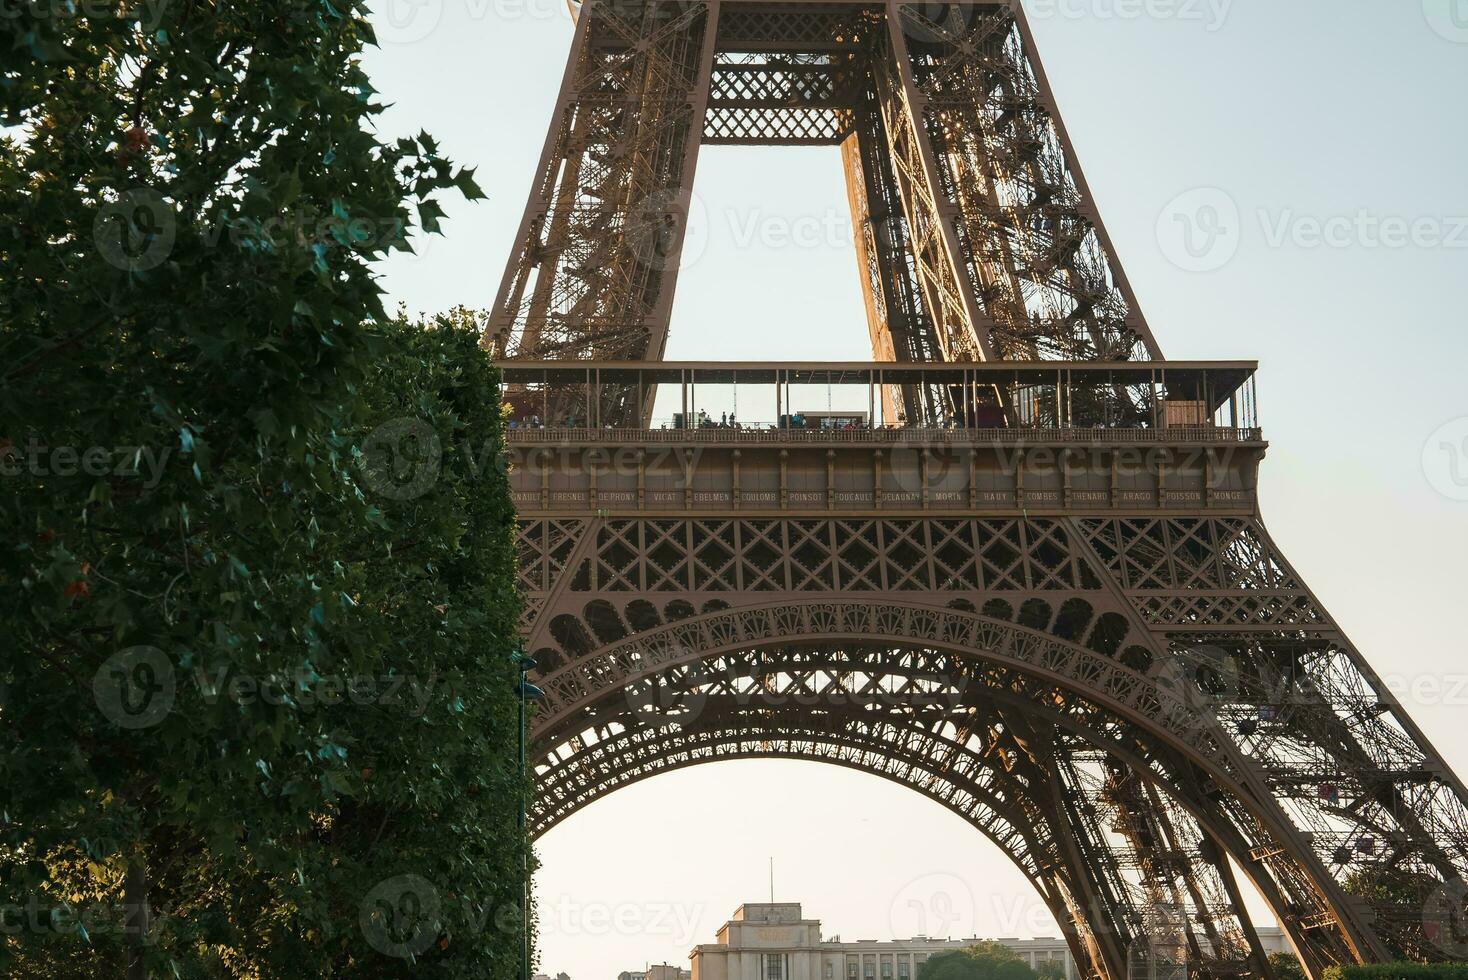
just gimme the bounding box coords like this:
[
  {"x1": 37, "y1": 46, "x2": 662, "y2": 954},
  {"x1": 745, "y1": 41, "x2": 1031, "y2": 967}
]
[{"x1": 505, "y1": 425, "x2": 1264, "y2": 445}]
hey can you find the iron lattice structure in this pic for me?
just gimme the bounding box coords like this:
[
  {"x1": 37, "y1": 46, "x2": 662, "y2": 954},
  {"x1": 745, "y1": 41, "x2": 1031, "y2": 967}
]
[
  {"x1": 489, "y1": 0, "x2": 1160, "y2": 423},
  {"x1": 491, "y1": 3, "x2": 1468, "y2": 978}
]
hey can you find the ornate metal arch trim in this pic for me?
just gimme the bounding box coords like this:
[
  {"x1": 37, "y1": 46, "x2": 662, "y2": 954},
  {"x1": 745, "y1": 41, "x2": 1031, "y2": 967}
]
[{"x1": 531, "y1": 597, "x2": 1374, "y2": 969}]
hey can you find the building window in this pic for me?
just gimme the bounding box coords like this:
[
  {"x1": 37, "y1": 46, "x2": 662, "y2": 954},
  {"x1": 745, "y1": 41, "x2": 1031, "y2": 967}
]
[
  {"x1": 847, "y1": 959, "x2": 859, "y2": 980},
  {"x1": 898, "y1": 960, "x2": 910, "y2": 980},
  {"x1": 825, "y1": 965, "x2": 834, "y2": 980},
  {"x1": 765, "y1": 956, "x2": 785, "y2": 980}
]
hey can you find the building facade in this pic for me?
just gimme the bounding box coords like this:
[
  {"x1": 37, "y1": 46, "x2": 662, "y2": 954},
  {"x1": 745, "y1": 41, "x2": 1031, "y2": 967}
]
[
  {"x1": 621, "y1": 966, "x2": 693, "y2": 980},
  {"x1": 689, "y1": 904, "x2": 1075, "y2": 980},
  {"x1": 686, "y1": 903, "x2": 1294, "y2": 980}
]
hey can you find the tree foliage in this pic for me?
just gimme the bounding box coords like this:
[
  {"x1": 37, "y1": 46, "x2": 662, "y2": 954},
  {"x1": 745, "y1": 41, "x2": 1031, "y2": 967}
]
[
  {"x1": 1033, "y1": 959, "x2": 1066, "y2": 980},
  {"x1": 1, "y1": 3, "x2": 522, "y2": 977},
  {"x1": 1322, "y1": 966, "x2": 1468, "y2": 980},
  {"x1": 1270, "y1": 952, "x2": 1307, "y2": 980},
  {"x1": 917, "y1": 942, "x2": 1041, "y2": 980}
]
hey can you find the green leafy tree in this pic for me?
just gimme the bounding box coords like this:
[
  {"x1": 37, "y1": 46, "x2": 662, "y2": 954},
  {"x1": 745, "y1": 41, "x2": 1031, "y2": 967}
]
[
  {"x1": 1034, "y1": 960, "x2": 1066, "y2": 980},
  {"x1": 0, "y1": 3, "x2": 522, "y2": 978},
  {"x1": 918, "y1": 942, "x2": 1039, "y2": 980},
  {"x1": 1323, "y1": 966, "x2": 1468, "y2": 979},
  {"x1": 1270, "y1": 951, "x2": 1307, "y2": 980}
]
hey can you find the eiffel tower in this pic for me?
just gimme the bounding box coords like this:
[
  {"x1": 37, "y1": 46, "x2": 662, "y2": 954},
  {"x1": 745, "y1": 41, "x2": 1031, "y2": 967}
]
[{"x1": 487, "y1": 3, "x2": 1468, "y2": 977}]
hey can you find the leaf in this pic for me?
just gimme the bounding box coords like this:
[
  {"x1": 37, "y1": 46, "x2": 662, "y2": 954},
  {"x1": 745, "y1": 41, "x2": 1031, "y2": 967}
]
[
  {"x1": 417, "y1": 198, "x2": 446, "y2": 234},
  {"x1": 454, "y1": 167, "x2": 487, "y2": 202}
]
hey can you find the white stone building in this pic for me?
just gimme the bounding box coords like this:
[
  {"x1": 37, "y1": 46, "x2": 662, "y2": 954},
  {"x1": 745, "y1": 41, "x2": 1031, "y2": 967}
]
[
  {"x1": 688, "y1": 903, "x2": 1076, "y2": 980},
  {"x1": 621, "y1": 966, "x2": 693, "y2": 980},
  {"x1": 683, "y1": 902, "x2": 1294, "y2": 980}
]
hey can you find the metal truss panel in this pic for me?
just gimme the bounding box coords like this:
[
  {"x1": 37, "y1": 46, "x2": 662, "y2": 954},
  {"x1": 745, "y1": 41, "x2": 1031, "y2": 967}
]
[
  {"x1": 491, "y1": 0, "x2": 1159, "y2": 407},
  {"x1": 518, "y1": 507, "x2": 1468, "y2": 974}
]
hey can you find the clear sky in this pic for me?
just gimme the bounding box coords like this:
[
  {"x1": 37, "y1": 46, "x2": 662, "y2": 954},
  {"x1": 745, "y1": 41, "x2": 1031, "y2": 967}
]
[{"x1": 362, "y1": 1, "x2": 1468, "y2": 976}]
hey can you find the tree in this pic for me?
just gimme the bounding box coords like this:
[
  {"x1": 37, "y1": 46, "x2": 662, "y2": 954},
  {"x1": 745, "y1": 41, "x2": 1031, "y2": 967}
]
[
  {"x1": 918, "y1": 942, "x2": 1040, "y2": 980},
  {"x1": 1269, "y1": 951, "x2": 1307, "y2": 980},
  {"x1": 1034, "y1": 960, "x2": 1067, "y2": 980},
  {"x1": 1, "y1": 3, "x2": 522, "y2": 978}
]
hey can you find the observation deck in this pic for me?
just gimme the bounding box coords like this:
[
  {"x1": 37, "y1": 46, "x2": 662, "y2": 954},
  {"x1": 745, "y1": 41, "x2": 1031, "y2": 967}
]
[{"x1": 501, "y1": 360, "x2": 1265, "y2": 517}]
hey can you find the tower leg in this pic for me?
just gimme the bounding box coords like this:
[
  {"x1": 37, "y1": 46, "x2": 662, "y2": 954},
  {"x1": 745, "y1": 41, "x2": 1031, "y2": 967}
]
[{"x1": 490, "y1": 0, "x2": 721, "y2": 423}]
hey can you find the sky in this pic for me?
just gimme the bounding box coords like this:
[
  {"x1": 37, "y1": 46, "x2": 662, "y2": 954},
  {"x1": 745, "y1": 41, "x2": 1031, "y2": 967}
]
[{"x1": 360, "y1": 1, "x2": 1468, "y2": 976}]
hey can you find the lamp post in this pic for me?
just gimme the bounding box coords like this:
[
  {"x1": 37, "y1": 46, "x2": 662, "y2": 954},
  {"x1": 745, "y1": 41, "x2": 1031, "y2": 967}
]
[{"x1": 513, "y1": 650, "x2": 543, "y2": 980}]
